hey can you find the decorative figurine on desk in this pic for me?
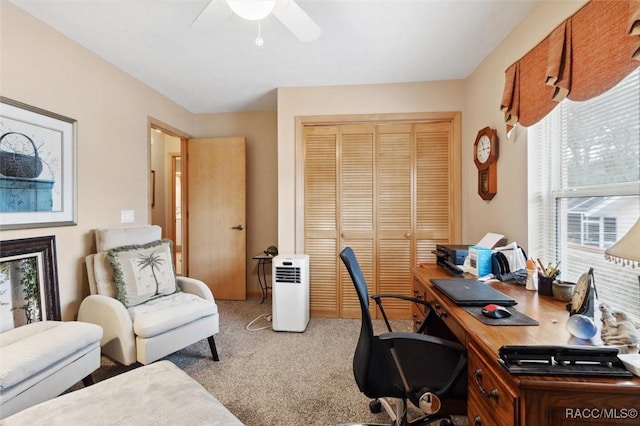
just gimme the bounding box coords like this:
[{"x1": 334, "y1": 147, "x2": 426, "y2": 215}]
[
  {"x1": 599, "y1": 303, "x2": 640, "y2": 349},
  {"x1": 599, "y1": 303, "x2": 616, "y2": 339},
  {"x1": 566, "y1": 314, "x2": 598, "y2": 340}
]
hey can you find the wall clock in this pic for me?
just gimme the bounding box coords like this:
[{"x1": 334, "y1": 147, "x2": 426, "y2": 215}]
[{"x1": 473, "y1": 127, "x2": 499, "y2": 200}]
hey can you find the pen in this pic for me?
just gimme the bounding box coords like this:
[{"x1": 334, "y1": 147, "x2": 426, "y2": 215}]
[
  {"x1": 548, "y1": 261, "x2": 561, "y2": 278},
  {"x1": 537, "y1": 258, "x2": 548, "y2": 276}
]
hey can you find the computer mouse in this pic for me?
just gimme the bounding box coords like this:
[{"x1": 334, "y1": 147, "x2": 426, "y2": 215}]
[{"x1": 481, "y1": 304, "x2": 512, "y2": 319}]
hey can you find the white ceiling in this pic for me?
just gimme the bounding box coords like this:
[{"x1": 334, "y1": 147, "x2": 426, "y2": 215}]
[{"x1": 10, "y1": 0, "x2": 539, "y2": 113}]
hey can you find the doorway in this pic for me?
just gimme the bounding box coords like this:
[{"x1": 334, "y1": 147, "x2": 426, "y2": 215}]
[
  {"x1": 171, "y1": 154, "x2": 182, "y2": 274},
  {"x1": 149, "y1": 124, "x2": 248, "y2": 300},
  {"x1": 150, "y1": 127, "x2": 184, "y2": 275}
]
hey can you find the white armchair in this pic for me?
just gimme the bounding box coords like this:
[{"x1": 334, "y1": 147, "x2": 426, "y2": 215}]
[{"x1": 78, "y1": 225, "x2": 219, "y2": 366}]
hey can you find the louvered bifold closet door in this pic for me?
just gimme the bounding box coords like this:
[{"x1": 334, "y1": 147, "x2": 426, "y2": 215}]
[
  {"x1": 304, "y1": 126, "x2": 339, "y2": 317},
  {"x1": 415, "y1": 122, "x2": 452, "y2": 264},
  {"x1": 304, "y1": 119, "x2": 455, "y2": 320},
  {"x1": 376, "y1": 124, "x2": 413, "y2": 319},
  {"x1": 339, "y1": 125, "x2": 376, "y2": 318}
]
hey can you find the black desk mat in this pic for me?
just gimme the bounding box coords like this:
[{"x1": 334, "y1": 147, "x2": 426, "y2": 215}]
[{"x1": 463, "y1": 306, "x2": 539, "y2": 326}]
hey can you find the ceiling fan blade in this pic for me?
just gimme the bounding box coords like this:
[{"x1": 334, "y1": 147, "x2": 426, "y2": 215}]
[
  {"x1": 273, "y1": 0, "x2": 321, "y2": 42},
  {"x1": 191, "y1": 0, "x2": 232, "y2": 27}
]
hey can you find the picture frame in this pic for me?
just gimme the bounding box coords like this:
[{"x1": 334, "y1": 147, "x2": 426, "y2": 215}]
[
  {"x1": 0, "y1": 97, "x2": 77, "y2": 229},
  {"x1": 0, "y1": 235, "x2": 61, "y2": 332}
]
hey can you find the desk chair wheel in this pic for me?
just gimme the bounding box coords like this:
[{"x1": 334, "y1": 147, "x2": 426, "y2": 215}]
[{"x1": 369, "y1": 399, "x2": 382, "y2": 413}]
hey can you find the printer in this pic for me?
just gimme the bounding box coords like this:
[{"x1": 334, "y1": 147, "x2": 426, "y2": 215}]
[{"x1": 434, "y1": 244, "x2": 470, "y2": 275}]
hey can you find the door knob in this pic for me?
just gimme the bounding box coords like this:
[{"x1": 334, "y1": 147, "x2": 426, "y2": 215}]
[{"x1": 232, "y1": 225, "x2": 244, "y2": 230}]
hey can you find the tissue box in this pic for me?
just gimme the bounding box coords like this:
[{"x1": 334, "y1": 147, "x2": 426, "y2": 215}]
[{"x1": 469, "y1": 245, "x2": 492, "y2": 277}]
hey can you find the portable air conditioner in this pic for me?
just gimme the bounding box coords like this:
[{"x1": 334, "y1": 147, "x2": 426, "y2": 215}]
[{"x1": 272, "y1": 254, "x2": 309, "y2": 332}]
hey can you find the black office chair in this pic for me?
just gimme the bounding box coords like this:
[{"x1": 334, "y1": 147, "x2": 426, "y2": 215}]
[{"x1": 340, "y1": 247, "x2": 467, "y2": 426}]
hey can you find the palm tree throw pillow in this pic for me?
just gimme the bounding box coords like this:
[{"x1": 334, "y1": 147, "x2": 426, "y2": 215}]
[{"x1": 108, "y1": 239, "x2": 177, "y2": 307}]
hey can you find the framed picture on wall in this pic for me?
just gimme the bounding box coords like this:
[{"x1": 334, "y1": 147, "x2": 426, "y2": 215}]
[
  {"x1": 0, "y1": 97, "x2": 77, "y2": 229},
  {"x1": 0, "y1": 235, "x2": 61, "y2": 332}
]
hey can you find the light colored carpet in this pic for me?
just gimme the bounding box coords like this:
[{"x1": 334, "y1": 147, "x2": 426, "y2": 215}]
[{"x1": 87, "y1": 298, "x2": 468, "y2": 426}]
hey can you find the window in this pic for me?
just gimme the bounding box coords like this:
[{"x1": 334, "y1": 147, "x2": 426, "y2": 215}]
[
  {"x1": 567, "y1": 201, "x2": 618, "y2": 248},
  {"x1": 529, "y1": 68, "x2": 640, "y2": 319}
]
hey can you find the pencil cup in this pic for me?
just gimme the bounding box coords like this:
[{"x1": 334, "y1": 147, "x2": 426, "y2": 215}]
[{"x1": 538, "y1": 275, "x2": 554, "y2": 297}]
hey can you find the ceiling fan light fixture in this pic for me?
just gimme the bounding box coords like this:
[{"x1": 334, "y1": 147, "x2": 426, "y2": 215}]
[
  {"x1": 227, "y1": 0, "x2": 276, "y2": 21},
  {"x1": 255, "y1": 20, "x2": 265, "y2": 46}
]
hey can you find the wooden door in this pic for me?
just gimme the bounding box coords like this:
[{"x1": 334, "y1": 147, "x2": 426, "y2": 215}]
[
  {"x1": 415, "y1": 122, "x2": 452, "y2": 263},
  {"x1": 376, "y1": 124, "x2": 413, "y2": 319},
  {"x1": 303, "y1": 117, "x2": 459, "y2": 320},
  {"x1": 304, "y1": 126, "x2": 339, "y2": 317},
  {"x1": 339, "y1": 124, "x2": 376, "y2": 318},
  {"x1": 186, "y1": 137, "x2": 246, "y2": 300}
]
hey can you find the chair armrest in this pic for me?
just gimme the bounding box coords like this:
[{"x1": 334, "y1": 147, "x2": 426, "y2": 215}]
[
  {"x1": 372, "y1": 293, "x2": 430, "y2": 307},
  {"x1": 371, "y1": 293, "x2": 434, "y2": 332},
  {"x1": 78, "y1": 294, "x2": 137, "y2": 365},
  {"x1": 78, "y1": 294, "x2": 133, "y2": 344},
  {"x1": 176, "y1": 276, "x2": 215, "y2": 302}
]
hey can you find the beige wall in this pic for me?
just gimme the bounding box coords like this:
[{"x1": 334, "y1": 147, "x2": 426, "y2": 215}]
[
  {"x1": 192, "y1": 111, "x2": 278, "y2": 295},
  {"x1": 1, "y1": 0, "x2": 590, "y2": 319},
  {"x1": 1, "y1": 1, "x2": 278, "y2": 311},
  {"x1": 276, "y1": 0, "x2": 589, "y2": 253},
  {"x1": 148, "y1": 113, "x2": 278, "y2": 296},
  {"x1": 276, "y1": 81, "x2": 466, "y2": 253},
  {"x1": 462, "y1": 0, "x2": 588, "y2": 247},
  {"x1": 1, "y1": 1, "x2": 196, "y2": 319}
]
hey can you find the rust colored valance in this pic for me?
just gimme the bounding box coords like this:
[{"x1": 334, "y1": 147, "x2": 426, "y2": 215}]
[
  {"x1": 501, "y1": 0, "x2": 640, "y2": 133},
  {"x1": 631, "y1": 0, "x2": 640, "y2": 35}
]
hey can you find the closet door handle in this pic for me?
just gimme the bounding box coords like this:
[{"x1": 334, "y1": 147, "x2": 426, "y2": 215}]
[{"x1": 232, "y1": 224, "x2": 244, "y2": 230}]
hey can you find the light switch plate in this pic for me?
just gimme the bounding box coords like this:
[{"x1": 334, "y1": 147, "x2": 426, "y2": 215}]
[{"x1": 120, "y1": 210, "x2": 135, "y2": 223}]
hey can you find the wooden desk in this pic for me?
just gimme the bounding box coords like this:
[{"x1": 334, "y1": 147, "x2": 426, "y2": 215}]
[{"x1": 412, "y1": 264, "x2": 640, "y2": 426}]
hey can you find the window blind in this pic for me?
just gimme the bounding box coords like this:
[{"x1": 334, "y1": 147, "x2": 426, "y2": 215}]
[{"x1": 529, "y1": 68, "x2": 640, "y2": 319}]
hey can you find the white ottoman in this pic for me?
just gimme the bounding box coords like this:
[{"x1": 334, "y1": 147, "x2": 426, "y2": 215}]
[
  {"x1": 0, "y1": 321, "x2": 103, "y2": 418},
  {"x1": 2, "y1": 360, "x2": 245, "y2": 426}
]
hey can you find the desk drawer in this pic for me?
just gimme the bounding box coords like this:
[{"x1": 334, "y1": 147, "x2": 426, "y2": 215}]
[
  {"x1": 468, "y1": 342, "x2": 518, "y2": 426},
  {"x1": 412, "y1": 278, "x2": 427, "y2": 331}
]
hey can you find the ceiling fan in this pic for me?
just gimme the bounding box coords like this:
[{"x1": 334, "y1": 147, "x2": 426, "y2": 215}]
[{"x1": 192, "y1": 0, "x2": 321, "y2": 42}]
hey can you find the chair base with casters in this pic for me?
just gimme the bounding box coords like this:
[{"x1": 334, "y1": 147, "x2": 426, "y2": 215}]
[
  {"x1": 349, "y1": 397, "x2": 459, "y2": 426},
  {"x1": 343, "y1": 398, "x2": 457, "y2": 426},
  {"x1": 339, "y1": 247, "x2": 467, "y2": 426}
]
